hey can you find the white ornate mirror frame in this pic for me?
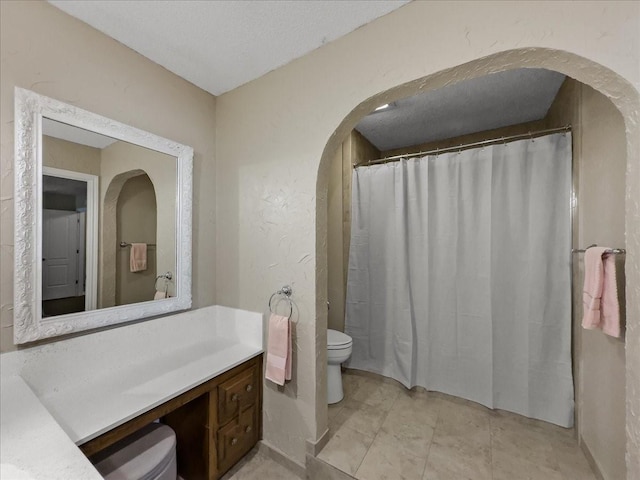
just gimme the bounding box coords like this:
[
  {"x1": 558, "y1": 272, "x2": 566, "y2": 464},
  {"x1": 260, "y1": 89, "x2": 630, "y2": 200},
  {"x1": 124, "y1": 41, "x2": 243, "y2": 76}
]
[{"x1": 14, "y1": 87, "x2": 193, "y2": 344}]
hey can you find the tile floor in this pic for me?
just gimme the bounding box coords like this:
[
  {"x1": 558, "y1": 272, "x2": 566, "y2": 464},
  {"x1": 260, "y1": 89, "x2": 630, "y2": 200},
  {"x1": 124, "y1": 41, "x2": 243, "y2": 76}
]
[
  {"x1": 220, "y1": 448, "x2": 302, "y2": 480},
  {"x1": 317, "y1": 370, "x2": 598, "y2": 480}
]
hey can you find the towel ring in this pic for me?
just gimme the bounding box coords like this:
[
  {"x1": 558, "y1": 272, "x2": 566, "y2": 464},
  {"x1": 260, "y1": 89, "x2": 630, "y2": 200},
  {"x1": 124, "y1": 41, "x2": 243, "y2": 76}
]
[
  {"x1": 269, "y1": 285, "x2": 293, "y2": 318},
  {"x1": 154, "y1": 276, "x2": 167, "y2": 292},
  {"x1": 154, "y1": 271, "x2": 172, "y2": 291}
]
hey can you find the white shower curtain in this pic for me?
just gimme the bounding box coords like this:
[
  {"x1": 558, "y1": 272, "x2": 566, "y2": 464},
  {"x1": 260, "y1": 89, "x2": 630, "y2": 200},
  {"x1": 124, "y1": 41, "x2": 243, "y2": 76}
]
[{"x1": 345, "y1": 133, "x2": 574, "y2": 427}]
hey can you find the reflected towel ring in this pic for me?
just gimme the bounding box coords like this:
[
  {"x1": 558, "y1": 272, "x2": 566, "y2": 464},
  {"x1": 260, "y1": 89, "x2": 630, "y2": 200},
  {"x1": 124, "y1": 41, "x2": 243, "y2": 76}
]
[
  {"x1": 269, "y1": 285, "x2": 293, "y2": 318},
  {"x1": 154, "y1": 271, "x2": 172, "y2": 291}
]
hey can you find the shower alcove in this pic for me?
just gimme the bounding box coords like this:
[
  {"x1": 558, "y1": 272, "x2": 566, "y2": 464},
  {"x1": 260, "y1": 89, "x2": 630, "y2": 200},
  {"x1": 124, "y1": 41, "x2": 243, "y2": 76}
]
[{"x1": 316, "y1": 57, "x2": 635, "y2": 480}]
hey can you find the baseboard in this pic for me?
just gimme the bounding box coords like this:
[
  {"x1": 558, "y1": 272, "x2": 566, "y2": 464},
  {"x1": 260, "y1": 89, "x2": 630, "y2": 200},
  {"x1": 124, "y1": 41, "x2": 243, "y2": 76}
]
[
  {"x1": 257, "y1": 440, "x2": 306, "y2": 478},
  {"x1": 579, "y1": 437, "x2": 605, "y2": 480},
  {"x1": 306, "y1": 427, "x2": 330, "y2": 456}
]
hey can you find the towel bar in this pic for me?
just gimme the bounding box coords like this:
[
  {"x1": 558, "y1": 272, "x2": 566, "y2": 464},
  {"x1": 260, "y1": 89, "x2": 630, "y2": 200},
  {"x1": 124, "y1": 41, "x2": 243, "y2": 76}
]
[
  {"x1": 120, "y1": 241, "x2": 157, "y2": 247},
  {"x1": 572, "y1": 244, "x2": 626, "y2": 255}
]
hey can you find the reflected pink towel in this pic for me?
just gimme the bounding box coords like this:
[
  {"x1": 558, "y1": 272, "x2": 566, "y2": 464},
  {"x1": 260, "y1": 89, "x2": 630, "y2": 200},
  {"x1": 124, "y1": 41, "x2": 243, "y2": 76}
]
[
  {"x1": 129, "y1": 243, "x2": 147, "y2": 272},
  {"x1": 582, "y1": 247, "x2": 620, "y2": 337},
  {"x1": 265, "y1": 313, "x2": 292, "y2": 386}
]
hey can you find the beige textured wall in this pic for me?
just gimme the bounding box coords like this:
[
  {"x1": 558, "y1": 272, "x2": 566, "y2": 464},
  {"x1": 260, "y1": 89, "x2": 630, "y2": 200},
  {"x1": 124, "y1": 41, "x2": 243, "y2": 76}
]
[
  {"x1": 327, "y1": 146, "x2": 344, "y2": 332},
  {"x1": 0, "y1": 0, "x2": 216, "y2": 352},
  {"x1": 215, "y1": 1, "x2": 639, "y2": 472},
  {"x1": 579, "y1": 85, "x2": 627, "y2": 480},
  {"x1": 546, "y1": 78, "x2": 627, "y2": 480},
  {"x1": 116, "y1": 174, "x2": 157, "y2": 306},
  {"x1": 42, "y1": 135, "x2": 101, "y2": 175}
]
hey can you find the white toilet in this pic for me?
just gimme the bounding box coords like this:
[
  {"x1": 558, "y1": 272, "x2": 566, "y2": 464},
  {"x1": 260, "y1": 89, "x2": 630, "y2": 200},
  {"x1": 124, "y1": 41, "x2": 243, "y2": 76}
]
[{"x1": 327, "y1": 329, "x2": 353, "y2": 404}]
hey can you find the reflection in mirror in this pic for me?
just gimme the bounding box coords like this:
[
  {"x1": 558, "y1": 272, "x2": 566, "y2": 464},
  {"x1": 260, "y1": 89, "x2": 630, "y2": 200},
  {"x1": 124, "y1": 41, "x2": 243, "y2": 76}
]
[
  {"x1": 117, "y1": 173, "x2": 157, "y2": 306},
  {"x1": 41, "y1": 119, "x2": 177, "y2": 316},
  {"x1": 42, "y1": 172, "x2": 94, "y2": 317},
  {"x1": 14, "y1": 87, "x2": 192, "y2": 344}
]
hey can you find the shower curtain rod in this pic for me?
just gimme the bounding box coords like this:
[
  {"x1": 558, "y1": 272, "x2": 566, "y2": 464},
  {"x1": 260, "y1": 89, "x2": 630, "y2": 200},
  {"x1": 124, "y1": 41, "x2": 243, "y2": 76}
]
[{"x1": 358, "y1": 125, "x2": 572, "y2": 168}]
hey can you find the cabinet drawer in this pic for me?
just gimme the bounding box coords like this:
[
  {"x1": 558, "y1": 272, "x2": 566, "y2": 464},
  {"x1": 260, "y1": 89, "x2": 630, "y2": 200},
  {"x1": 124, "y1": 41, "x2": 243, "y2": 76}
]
[
  {"x1": 217, "y1": 404, "x2": 258, "y2": 472},
  {"x1": 218, "y1": 366, "x2": 258, "y2": 425}
]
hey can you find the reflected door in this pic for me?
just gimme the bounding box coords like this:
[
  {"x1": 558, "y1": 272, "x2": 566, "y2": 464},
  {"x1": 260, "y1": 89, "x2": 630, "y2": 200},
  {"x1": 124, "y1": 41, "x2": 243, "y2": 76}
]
[{"x1": 42, "y1": 209, "x2": 81, "y2": 300}]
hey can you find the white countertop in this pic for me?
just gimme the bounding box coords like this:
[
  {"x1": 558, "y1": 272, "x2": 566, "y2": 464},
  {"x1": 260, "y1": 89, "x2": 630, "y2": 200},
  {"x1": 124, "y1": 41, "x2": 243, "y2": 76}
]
[
  {"x1": 42, "y1": 338, "x2": 261, "y2": 444},
  {"x1": 0, "y1": 305, "x2": 264, "y2": 479},
  {"x1": 0, "y1": 376, "x2": 102, "y2": 480}
]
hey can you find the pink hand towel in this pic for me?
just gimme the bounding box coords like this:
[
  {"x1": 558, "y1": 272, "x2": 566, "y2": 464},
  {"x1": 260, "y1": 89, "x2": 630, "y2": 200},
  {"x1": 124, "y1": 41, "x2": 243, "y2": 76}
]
[
  {"x1": 129, "y1": 243, "x2": 147, "y2": 272},
  {"x1": 265, "y1": 313, "x2": 292, "y2": 386},
  {"x1": 581, "y1": 247, "x2": 621, "y2": 337},
  {"x1": 600, "y1": 252, "x2": 621, "y2": 337}
]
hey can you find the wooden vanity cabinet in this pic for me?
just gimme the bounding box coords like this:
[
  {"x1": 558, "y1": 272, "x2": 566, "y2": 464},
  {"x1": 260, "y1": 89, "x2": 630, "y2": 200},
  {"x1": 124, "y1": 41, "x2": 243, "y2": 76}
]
[
  {"x1": 163, "y1": 356, "x2": 261, "y2": 479},
  {"x1": 81, "y1": 355, "x2": 262, "y2": 480},
  {"x1": 211, "y1": 365, "x2": 260, "y2": 474}
]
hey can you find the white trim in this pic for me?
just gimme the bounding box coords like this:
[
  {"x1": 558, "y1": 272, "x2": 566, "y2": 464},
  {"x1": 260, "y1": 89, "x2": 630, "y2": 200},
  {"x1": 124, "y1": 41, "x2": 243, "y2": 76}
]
[
  {"x1": 42, "y1": 166, "x2": 99, "y2": 312},
  {"x1": 14, "y1": 87, "x2": 193, "y2": 344}
]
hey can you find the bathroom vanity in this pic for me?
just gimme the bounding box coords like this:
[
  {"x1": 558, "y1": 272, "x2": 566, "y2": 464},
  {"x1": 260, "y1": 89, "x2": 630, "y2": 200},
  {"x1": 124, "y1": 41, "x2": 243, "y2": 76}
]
[
  {"x1": 82, "y1": 355, "x2": 262, "y2": 479},
  {"x1": 0, "y1": 305, "x2": 264, "y2": 479},
  {"x1": 4, "y1": 88, "x2": 265, "y2": 479}
]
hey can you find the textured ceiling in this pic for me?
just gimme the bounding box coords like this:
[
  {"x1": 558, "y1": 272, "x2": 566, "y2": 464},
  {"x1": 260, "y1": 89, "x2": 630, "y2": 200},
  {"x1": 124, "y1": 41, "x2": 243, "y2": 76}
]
[
  {"x1": 356, "y1": 69, "x2": 566, "y2": 152},
  {"x1": 48, "y1": 0, "x2": 410, "y2": 96}
]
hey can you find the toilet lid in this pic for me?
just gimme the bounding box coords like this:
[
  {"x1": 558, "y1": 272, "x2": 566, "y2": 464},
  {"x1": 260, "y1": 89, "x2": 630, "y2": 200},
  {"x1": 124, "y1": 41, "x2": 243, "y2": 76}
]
[
  {"x1": 328, "y1": 329, "x2": 352, "y2": 347},
  {"x1": 93, "y1": 422, "x2": 176, "y2": 480}
]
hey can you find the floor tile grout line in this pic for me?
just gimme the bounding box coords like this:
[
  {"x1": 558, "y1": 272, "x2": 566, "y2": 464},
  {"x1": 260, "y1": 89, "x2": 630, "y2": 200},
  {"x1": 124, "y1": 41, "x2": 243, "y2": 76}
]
[
  {"x1": 317, "y1": 423, "x2": 372, "y2": 477},
  {"x1": 489, "y1": 413, "x2": 495, "y2": 480},
  {"x1": 326, "y1": 378, "x2": 380, "y2": 477},
  {"x1": 419, "y1": 400, "x2": 441, "y2": 480},
  {"x1": 353, "y1": 424, "x2": 382, "y2": 478},
  {"x1": 352, "y1": 384, "x2": 398, "y2": 478}
]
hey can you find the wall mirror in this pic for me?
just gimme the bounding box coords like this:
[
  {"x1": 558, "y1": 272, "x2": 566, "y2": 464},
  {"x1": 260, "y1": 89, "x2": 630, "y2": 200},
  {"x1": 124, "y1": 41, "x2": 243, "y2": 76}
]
[{"x1": 14, "y1": 87, "x2": 193, "y2": 344}]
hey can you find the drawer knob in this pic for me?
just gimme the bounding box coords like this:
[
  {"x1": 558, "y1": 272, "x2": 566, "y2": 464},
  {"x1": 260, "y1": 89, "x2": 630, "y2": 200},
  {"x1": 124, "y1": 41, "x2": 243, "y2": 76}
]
[
  {"x1": 231, "y1": 437, "x2": 238, "y2": 446},
  {"x1": 246, "y1": 384, "x2": 253, "y2": 392},
  {"x1": 231, "y1": 393, "x2": 239, "y2": 402},
  {"x1": 245, "y1": 425, "x2": 252, "y2": 433}
]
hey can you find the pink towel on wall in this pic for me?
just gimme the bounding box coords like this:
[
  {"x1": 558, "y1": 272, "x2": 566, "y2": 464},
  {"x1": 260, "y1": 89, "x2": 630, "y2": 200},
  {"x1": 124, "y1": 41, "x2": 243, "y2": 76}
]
[
  {"x1": 581, "y1": 246, "x2": 621, "y2": 337},
  {"x1": 129, "y1": 243, "x2": 147, "y2": 272},
  {"x1": 265, "y1": 313, "x2": 292, "y2": 386}
]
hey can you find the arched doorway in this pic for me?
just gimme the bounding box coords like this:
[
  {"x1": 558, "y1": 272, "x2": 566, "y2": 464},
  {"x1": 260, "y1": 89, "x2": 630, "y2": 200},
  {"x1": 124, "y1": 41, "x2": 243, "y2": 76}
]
[
  {"x1": 115, "y1": 173, "x2": 158, "y2": 305},
  {"x1": 101, "y1": 169, "x2": 157, "y2": 308},
  {"x1": 315, "y1": 48, "x2": 639, "y2": 475}
]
